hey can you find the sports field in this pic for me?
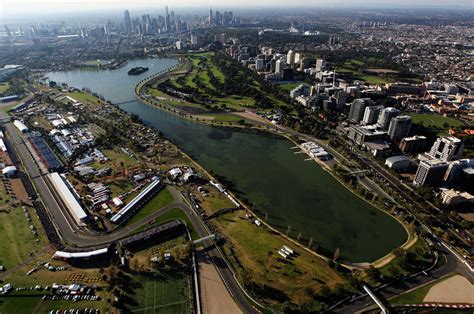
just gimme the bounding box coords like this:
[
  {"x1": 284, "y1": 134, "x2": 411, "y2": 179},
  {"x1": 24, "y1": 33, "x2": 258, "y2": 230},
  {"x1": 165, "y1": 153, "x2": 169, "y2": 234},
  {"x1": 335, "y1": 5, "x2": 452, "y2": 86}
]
[{"x1": 125, "y1": 271, "x2": 190, "y2": 313}]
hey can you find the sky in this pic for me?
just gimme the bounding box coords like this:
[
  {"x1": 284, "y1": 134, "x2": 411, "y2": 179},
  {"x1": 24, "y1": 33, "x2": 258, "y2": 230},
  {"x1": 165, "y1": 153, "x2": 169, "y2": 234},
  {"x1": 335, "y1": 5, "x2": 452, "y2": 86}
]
[{"x1": 1, "y1": 0, "x2": 473, "y2": 17}]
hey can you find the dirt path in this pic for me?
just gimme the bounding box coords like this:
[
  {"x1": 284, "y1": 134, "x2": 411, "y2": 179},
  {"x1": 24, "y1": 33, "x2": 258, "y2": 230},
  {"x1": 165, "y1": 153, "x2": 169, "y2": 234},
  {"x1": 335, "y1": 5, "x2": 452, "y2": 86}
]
[
  {"x1": 424, "y1": 275, "x2": 474, "y2": 303},
  {"x1": 197, "y1": 250, "x2": 242, "y2": 314}
]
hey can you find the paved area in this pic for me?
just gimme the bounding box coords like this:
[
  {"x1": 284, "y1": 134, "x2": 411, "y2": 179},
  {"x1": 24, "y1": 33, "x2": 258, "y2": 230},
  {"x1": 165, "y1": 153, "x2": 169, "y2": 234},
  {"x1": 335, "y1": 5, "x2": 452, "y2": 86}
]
[
  {"x1": 197, "y1": 249, "x2": 242, "y2": 314},
  {"x1": 424, "y1": 275, "x2": 474, "y2": 304}
]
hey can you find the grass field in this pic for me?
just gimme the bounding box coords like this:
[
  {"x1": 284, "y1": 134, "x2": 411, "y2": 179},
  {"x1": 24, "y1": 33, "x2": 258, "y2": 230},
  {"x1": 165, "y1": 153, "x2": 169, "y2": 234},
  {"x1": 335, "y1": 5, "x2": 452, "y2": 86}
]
[
  {"x1": 410, "y1": 113, "x2": 464, "y2": 129},
  {"x1": 0, "y1": 82, "x2": 9, "y2": 94},
  {"x1": 103, "y1": 148, "x2": 138, "y2": 169},
  {"x1": 216, "y1": 210, "x2": 345, "y2": 310},
  {"x1": 123, "y1": 271, "x2": 189, "y2": 313},
  {"x1": 124, "y1": 187, "x2": 175, "y2": 227},
  {"x1": 0, "y1": 295, "x2": 43, "y2": 314},
  {"x1": 278, "y1": 82, "x2": 304, "y2": 92},
  {"x1": 151, "y1": 52, "x2": 288, "y2": 115},
  {"x1": 0, "y1": 179, "x2": 12, "y2": 206},
  {"x1": 389, "y1": 273, "x2": 456, "y2": 304},
  {"x1": 69, "y1": 91, "x2": 103, "y2": 106},
  {"x1": 0, "y1": 205, "x2": 48, "y2": 269}
]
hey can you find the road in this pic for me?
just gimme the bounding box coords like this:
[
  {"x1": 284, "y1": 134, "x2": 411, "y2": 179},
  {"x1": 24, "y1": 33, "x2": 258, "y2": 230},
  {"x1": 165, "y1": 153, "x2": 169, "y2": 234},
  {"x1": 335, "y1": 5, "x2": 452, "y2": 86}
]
[
  {"x1": 4, "y1": 120, "x2": 259, "y2": 313},
  {"x1": 332, "y1": 238, "x2": 474, "y2": 313}
]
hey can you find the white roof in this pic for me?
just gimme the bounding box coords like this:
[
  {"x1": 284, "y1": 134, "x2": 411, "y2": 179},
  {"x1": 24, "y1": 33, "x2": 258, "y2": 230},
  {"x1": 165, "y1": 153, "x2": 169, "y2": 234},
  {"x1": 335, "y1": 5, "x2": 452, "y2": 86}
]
[
  {"x1": 48, "y1": 172, "x2": 88, "y2": 224},
  {"x1": 111, "y1": 178, "x2": 161, "y2": 223},
  {"x1": 0, "y1": 139, "x2": 6, "y2": 152},
  {"x1": 113, "y1": 197, "x2": 123, "y2": 206},
  {"x1": 13, "y1": 120, "x2": 28, "y2": 132},
  {"x1": 53, "y1": 247, "x2": 108, "y2": 259},
  {"x1": 2, "y1": 166, "x2": 16, "y2": 175}
]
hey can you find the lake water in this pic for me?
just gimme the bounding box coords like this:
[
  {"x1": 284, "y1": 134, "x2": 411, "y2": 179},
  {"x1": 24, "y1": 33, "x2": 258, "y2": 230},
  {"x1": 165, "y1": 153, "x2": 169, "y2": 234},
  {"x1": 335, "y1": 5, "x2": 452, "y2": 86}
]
[{"x1": 47, "y1": 57, "x2": 407, "y2": 262}]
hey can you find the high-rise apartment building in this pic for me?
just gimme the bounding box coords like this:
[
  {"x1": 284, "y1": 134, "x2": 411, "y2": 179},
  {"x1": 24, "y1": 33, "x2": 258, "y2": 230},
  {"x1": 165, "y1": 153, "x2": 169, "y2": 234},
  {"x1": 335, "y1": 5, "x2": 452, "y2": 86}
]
[
  {"x1": 388, "y1": 115, "x2": 412, "y2": 140},
  {"x1": 428, "y1": 136, "x2": 464, "y2": 162}
]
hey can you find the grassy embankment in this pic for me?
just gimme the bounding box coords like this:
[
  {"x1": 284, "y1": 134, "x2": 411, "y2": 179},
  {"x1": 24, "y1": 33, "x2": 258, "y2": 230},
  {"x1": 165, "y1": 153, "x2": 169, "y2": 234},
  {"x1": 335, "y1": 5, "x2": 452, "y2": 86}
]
[
  {"x1": 145, "y1": 52, "x2": 286, "y2": 125},
  {"x1": 216, "y1": 209, "x2": 347, "y2": 311},
  {"x1": 410, "y1": 113, "x2": 464, "y2": 136}
]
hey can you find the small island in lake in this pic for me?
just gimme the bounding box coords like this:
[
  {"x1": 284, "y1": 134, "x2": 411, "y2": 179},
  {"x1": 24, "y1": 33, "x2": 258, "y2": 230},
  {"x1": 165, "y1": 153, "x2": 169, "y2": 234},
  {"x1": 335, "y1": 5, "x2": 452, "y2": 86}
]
[{"x1": 127, "y1": 67, "x2": 149, "y2": 75}]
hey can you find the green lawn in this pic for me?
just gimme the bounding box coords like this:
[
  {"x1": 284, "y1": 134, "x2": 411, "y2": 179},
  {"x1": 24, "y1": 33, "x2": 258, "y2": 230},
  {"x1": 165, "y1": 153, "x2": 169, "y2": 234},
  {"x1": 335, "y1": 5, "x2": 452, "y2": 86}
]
[
  {"x1": 410, "y1": 113, "x2": 464, "y2": 128},
  {"x1": 0, "y1": 82, "x2": 9, "y2": 94},
  {"x1": 0, "y1": 295, "x2": 43, "y2": 314},
  {"x1": 0, "y1": 205, "x2": 48, "y2": 269},
  {"x1": 124, "y1": 187, "x2": 175, "y2": 227},
  {"x1": 134, "y1": 207, "x2": 198, "y2": 240},
  {"x1": 68, "y1": 91, "x2": 103, "y2": 106},
  {"x1": 103, "y1": 148, "x2": 138, "y2": 169},
  {"x1": 216, "y1": 210, "x2": 345, "y2": 310},
  {"x1": 209, "y1": 114, "x2": 245, "y2": 123},
  {"x1": 356, "y1": 75, "x2": 388, "y2": 84},
  {"x1": 389, "y1": 273, "x2": 456, "y2": 304},
  {"x1": 278, "y1": 82, "x2": 304, "y2": 92},
  {"x1": 123, "y1": 271, "x2": 190, "y2": 313}
]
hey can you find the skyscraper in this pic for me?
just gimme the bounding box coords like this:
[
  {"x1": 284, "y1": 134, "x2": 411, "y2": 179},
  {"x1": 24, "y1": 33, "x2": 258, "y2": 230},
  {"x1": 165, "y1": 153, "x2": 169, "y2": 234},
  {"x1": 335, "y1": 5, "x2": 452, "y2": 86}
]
[
  {"x1": 377, "y1": 107, "x2": 399, "y2": 130},
  {"x1": 362, "y1": 105, "x2": 383, "y2": 125},
  {"x1": 209, "y1": 8, "x2": 213, "y2": 25},
  {"x1": 428, "y1": 136, "x2": 464, "y2": 162},
  {"x1": 165, "y1": 6, "x2": 171, "y2": 32},
  {"x1": 123, "y1": 10, "x2": 132, "y2": 34},
  {"x1": 388, "y1": 115, "x2": 412, "y2": 140},
  {"x1": 349, "y1": 98, "x2": 374, "y2": 123},
  {"x1": 286, "y1": 50, "x2": 295, "y2": 66},
  {"x1": 413, "y1": 159, "x2": 450, "y2": 186}
]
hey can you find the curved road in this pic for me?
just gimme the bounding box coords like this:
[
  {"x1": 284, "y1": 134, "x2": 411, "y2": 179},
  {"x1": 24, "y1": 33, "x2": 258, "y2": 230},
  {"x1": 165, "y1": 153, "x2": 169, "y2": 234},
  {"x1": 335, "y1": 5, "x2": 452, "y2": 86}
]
[{"x1": 5, "y1": 120, "x2": 259, "y2": 313}]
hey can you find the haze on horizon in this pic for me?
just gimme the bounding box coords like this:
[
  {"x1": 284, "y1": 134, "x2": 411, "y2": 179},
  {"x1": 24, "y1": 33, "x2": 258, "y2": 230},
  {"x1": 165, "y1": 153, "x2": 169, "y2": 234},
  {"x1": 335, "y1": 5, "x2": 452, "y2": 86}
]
[{"x1": 1, "y1": 0, "x2": 473, "y2": 17}]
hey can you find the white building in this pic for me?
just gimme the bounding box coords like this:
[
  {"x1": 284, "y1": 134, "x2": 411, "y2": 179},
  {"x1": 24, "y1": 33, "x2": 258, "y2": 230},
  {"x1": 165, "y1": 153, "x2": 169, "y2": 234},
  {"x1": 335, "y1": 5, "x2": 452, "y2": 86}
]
[
  {"x1": 428, "y1": 136, "x2": 464, "y2": 162},
  {"x1": 13, "y1": 120, "x2": 28, "y2": 133},
  {"x1": 440, "y1": 189, "x2": 474, "y2": 206},
  {"x1": 385, "y1": 155, "x2": 411, "y2": 170},
  {"x1": 2, "y1": 166, "x2": 16, "y2": 177},
  {"x1": 286, "y1": 50, "x2": 295, "y2": 66}
]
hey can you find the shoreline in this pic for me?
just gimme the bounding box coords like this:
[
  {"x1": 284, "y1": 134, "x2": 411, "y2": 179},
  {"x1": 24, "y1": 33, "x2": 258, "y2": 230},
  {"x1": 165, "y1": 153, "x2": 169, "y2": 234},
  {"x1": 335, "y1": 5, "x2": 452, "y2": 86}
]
[{"x1": 133, "y1": 63, "x2": 413, "y2": 267}]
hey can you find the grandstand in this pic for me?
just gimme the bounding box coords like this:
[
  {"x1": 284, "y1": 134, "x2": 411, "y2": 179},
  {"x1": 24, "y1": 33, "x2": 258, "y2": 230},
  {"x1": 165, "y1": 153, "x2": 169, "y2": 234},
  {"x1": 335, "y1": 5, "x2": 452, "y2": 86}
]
[
  {"x1": 28, "y1": 132, "x2": 63, "y2": 171},
  {"x1": 48, "y1": 172, "x2": 88, "y2": 226},
  {"x1": 110, "y1": 177, "x2": 164, "y2": 224},
  {"x1": 119, "y1": 220, "x2": 184, "y2": 250}
]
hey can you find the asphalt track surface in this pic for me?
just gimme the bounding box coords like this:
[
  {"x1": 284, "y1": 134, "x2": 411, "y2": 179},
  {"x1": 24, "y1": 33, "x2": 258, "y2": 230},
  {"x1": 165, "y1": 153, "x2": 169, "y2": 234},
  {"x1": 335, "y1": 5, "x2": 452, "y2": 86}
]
[{"x1": 4, "y1": 121, "x2": 259, "y2": 313}]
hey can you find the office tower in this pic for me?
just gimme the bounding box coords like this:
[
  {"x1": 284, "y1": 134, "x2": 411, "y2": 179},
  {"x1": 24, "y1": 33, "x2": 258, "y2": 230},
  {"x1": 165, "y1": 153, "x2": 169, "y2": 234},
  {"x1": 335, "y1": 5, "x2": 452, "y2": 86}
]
[
  {"x1": 413, "y1": 159, "x2": 450, "y2": 186},
  {"x1": 399, "y1": 135, "x2": 427, "y2": 154},
  {"x1": 443, "y1": 159, "x2": 474, "y2": 184},
  {"x1": 275, "y1": 59, "x2": 284, "y2": 76},
  {"x1": 388, "y1": 115, "x2": 412, "y2": 140},
  {"x1": 349, "y1": 98, "x2": 375, "y2": 123},
  {"x1": 294, "y1": 52, "x2": 302, "y2": 64},
  {"x1": 255, "y1": 58, "x2": 265, "y2": 71},
  {"x1": 4, "y1": 25, "x2": 11, "y2": 38},
  {"x1": 362, "y1": 105, "x2": 383, "y2": 125},
  {"x1": 377, "y1": 107, "x2": 399, "y2": 130},
  {"x1": 428, "y1": 136, "x2": 464, "y2": 162},
  {"x1": 123, "y1": 10, "x2": 132, "y2": 34},
  {"x1": 165, "y1": 6, "x2": 171, "y2": 32},
  {"x1": 209, "y1": 8, "x2": 213, "y2": 25},
  {"x1": 286, "y1": 50, "x2": 295, "y2": 66},
  {"x1": 315, "y1": 59, "x2": 325, "y2": 72}
]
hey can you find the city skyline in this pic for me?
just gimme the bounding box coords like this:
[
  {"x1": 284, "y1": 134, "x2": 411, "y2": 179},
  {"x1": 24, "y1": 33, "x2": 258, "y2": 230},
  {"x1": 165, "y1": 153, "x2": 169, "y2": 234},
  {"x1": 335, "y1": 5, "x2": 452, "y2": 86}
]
[{"x1": 2, "y1": 0, "x2": 473, "y2": 17}]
